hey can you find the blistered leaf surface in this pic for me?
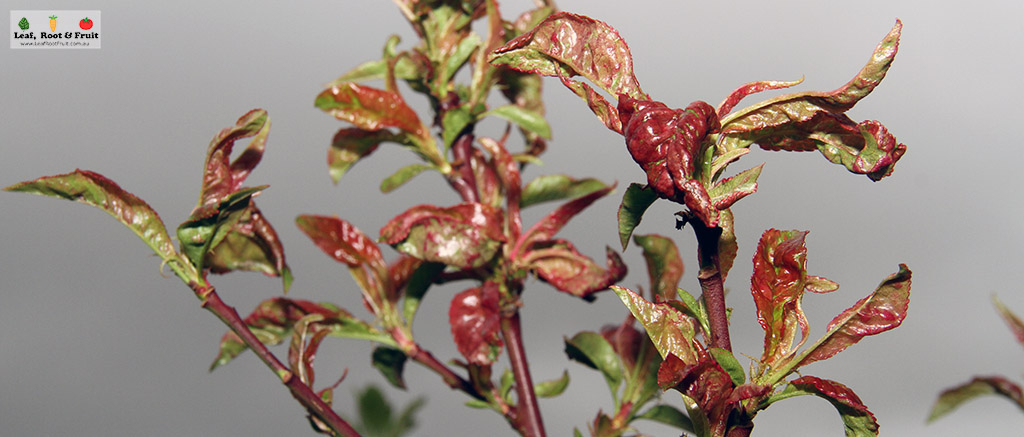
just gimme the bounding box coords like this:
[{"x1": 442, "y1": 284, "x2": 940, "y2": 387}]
[
  {"x1": 449, "y1": 283, "x2": 503, "y2": 365},
  {"x1": 380, "y1": 203, "x2": 505, "y2": 269},
  {"x1": 612, "y1": 286, "x2": 699, "y2": 364}
]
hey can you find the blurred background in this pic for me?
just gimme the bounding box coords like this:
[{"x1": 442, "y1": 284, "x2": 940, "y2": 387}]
[{"x1": 3, "y1": 1, "x2": 1023, "y2": 435}]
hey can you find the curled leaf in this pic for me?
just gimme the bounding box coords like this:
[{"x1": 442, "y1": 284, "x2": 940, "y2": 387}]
[
  {"x1": 527, "y1": 241, "x2": 626, "y2": 300},
  {"x1": 534, "y1": 370, "x2": 571, "y2": 398},
  {"x1": 514, "y1": 184, "x2": 615, "y2": 258},
  {"x1": 449, "y1": 282, "x2": 503, "y2": 366},
  {"x1": 612, "y1": 286, "x2": 699, "y2": 364},
  {"x1": 634, "y1": 234, "x2": 683, "y2": 300},
  {"x1": 315, "y1": 83, "x2": 428, "y2": 142},
  {"x1": 787, "y1": 376, "x2": 879, "y2": 436},
  {"x1": 296, "y1": 215, "x2": 389, "y2": 312},
  {"x1": 372, "y1": 346, "x2": 409, "y2": 390},
  {"x1": 4, "y1": 169, "x2": 193, "y2": 280},
  {"x1": 195, "y1": 109, "x2": 270, "y2": 212},
  {"x1": 994, "y1": 295, "x2": 1024, "y2": 347},
  {"x1": 928, "y1": 376, "x2": 1024, "y2": 423},
  {"x1": 205, "y1": 203, "x2": 292, "y2": 292},
  {"x1": 380, "y1": 203, "x2": 506, "y2": 269},
  {"x1": 751, "y1": 229, "x2": 818, "y2": 373}
]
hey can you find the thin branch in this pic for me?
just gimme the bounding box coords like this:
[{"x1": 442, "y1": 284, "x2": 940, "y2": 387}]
[
  {"x1": 501, "y1": 311, "x2": 546, "y2": 437},
  {"x1": 685, "y1": 216, "x2": 733, "y2": 352},
  {"x1": 196, "y1": 285, "x2": 360, "y2": 437}
]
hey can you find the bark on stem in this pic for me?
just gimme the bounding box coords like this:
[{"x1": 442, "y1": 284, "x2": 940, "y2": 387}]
[
  {"x1": 197, "y1": 286, "x2": 360, "y2": 437},
  {"x1": 500, "y1": 312, "x2": 546, "y2": 437},
  {"x1": 689, "y1": 218, "x2": 733, "y2": 352}
]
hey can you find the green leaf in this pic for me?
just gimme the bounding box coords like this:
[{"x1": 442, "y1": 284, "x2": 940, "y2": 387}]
[
  {"x1": 500, "y1": 368, "x2": 515, "y2": 401},
  {"x1": 176, "y1": 186, "x2": 267, "y2": 272},
  {"x1": 357, "y1": 385, "x2": 393, "y2": 435},
  {"x1": 617, "y1": 183, "x2": 658, "y2": 250},
  {"x1": 444, "y1": 32, "x2": 481, "y2": 82},
  {"x1": 534, "y1": 370, "x2": 570, "y2": 398},
  {"x1": 441, "y1": 104, "x2": 474, "y2": 150},
  {"x1": 564, "y1": 332, "x2": 624, "y2": 398},
  {"x1": 611, "y1": 286, "x2": 699, "y2": 364},
  {"x1": 485, "y1": 105, "x2": 552, "y2": 139},
  {"x1": 4, "y1": 169, "x2": 196, "y2": 282},
  {"x1": 327, "y1": 36, "x2": 421, "y2": 85},
  {"x1": 666, "y1": 288, "x2": 711, "y2": 341},
  {"x1": 716, "y1": 209, "x2": 738, "y2": 281},
  {"x1": 203, "y1": 203, "x2": 292, "y2": 293},
  {"x1": 328, "y1": 128, "x2": 411, "y2": 184},
  {"x1": 372, "y1": 346, "x2": 409, "y2": 390},
  {"x1": 928, "y1": 376, "x2": 1024, "y2": 423},
  {"x1": 634, "y1": 234, "x2": 683, "y2": 300},
  {"x1": 708, "y1": 348, "x2": 745, "y2": 386},
  {"x1": 634, "y1": 404, "x2": 695, "y2": 432},
  {"x1": 707, "y1": 164, "x2": 763, "y2": 211},
  {"x1": 401, "y1": 261, "x2": 445, "y2": 327},
  {"x1": 519, "y1": 175, "x2": 610, "y2": 208},
  {"x1": 464, "y1": 399, "x2": 491, "y2": 409},
  {"x1": 380, "y1": 163, "x2": 433, "y2": 193}
]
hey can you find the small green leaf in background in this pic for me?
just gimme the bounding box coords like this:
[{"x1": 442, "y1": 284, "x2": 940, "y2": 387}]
[
  {"x1": 350, "y1": 385, "x2": 426, "y2": 437},
  {"x1": 381, "y1": 163, "x2": 433, "y2": 193},
  {"x1": 617, "y1": 183, "x2": 658, "y2": 250},
  {"x1": 564, "y1": 332, "x2": 623, "y2": 399},
  {"x1": 485, "y1": 105, "x2": 552, "y2": 139},
  {"x1": 928, "y1": 376, "x2": 1024, "y2": 423},
  {"x1": 372, "y1": 346, "x2": 409, "y2": 390},
  {"x1": 519, "y1": 175, "x2": 609, "y2": 208},
  {"x1": 635, "y1": 404, "x2": 695, "y2": 433},
  {"x1": 534, "y1": 370, "x2": 570, "y2": 398}
]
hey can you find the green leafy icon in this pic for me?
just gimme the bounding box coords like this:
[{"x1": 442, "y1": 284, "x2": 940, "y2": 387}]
[{"x1": 18, "y1": 17, "x2": 29, "y2": 30}]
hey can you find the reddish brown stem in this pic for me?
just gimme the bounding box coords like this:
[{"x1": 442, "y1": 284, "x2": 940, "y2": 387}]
[
  {"x1": 197, "y1": 286, "x2": 360, "y2": 437},
  {"x1": 500, "y1": 311, "x2": 546, "y2": 437},
  {"x1": 688, "y1": 218, "x2": 733, "y2": 352},
  {"x1": 450, "y1": 133, "x2": 479, "y2": 203}
]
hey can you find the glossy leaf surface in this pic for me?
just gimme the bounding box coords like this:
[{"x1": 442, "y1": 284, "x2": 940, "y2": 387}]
[
  {"x1": 612, "y1": 286, "x2": 699, "y2": 364},
  {"x1": 380, "y1": 203, "x2": 505, "y2": 269},
  {"x1": 194, "y1": 109, "x2": 269, "y2": 213},
  {"x1": 4, "y1": 169, "x2": 191, "y2": 278},
  {"x1": 449, "y1": 283, "x2": 503, "y2": 365},
  {"x1": 315, "y1": 82, "x2": 428, "y2": 141},
  {"x1": 750, "y1": 229, "x2": 817, "y2": 372},
  {"x1": 296, "y1": 215, "x2": 389, "y2": 312},
  {"x1": 928, "y1": 376, "x2": 1024, "y2": 422}
]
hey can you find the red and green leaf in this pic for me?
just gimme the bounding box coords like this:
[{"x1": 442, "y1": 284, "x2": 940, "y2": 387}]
[
  {"x1": 210, "y1": 297, "x2": 393, "y2": 371},
  {"x1": 205, "y1": 203, "x2": 292, "y2": 292},
  {"x1": 750, "y1": 229, "x2": 815, "y2": 371},
  {"x1": 4, "y1": 169, "x2": 194, "y2": 281},
  {"x1": 380, "y1": 203, "x2": 506, "y2": 269},
  {"x1": 634, "y1": 234, "x2": 683, "y2": 301},
  {"x1": 449, "y1": 282, "x2": 503, "y2": 366},
  {"x1": 928, "y1": 376, "x2": 1024, "y2": 423},
  {"x1": 993, "y1": 296, "x2": 1024, "y2": 348},
  {"x1": 328, "y1": 128, "x2": 413, "y2": 184},
  {"x1": 794, "y1": 265, "x2": 911, "y2": 369},
  {"x1": 289, "y1": 313, "x2": 333, "y2": 389},
  {"x1": 612, "y1": 286, "x2": 700, "y2": 364},
  {"x1": 785, "y1": 376, "x2": 879, "y2": 436},
  {"x1": 194, "y1": 109, "x2": 270, "y2": 213},
  {"x1": 296, "y1": 215, "x2": 390, "y2": 312},
  {"x1": 315, "y1": 82, "x2": 429, "y2": 141},
  {"x1": 514, "y1": 184, "x2": 614, "y2": 258},
  {"x1": 526, "y1": 241, "x2": 626, "y2": 300},
  {"x1": 718, "y1": 21, "x2": 906, "y2": 181},
  {"x1": 490, "y1": 12, "x2": 647, "y2": 133}
]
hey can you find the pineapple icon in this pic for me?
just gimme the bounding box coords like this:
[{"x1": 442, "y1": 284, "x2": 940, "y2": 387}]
[{"x1": 49, "y1": 15, "x2": 57, "y2": 32}]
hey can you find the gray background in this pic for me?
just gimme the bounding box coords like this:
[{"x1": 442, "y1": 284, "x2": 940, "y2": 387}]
[{"x1": 3, "y1": 1, "x2": 1022, "y2": 435}]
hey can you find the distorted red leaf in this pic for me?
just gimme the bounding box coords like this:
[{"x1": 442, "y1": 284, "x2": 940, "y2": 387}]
[
  {"x1": 289, "y1": 313, "x2": 333, "y2": 388},
  {"x1": 194, "y1": 109, "x2": 269, "y2": 214},
  {"x1": 618, "y1": 96, "x2": 721, "y2": 226},
  {"x1": 717, "y1": 79, "x2": 803, "y2": 117},
  {"x1": 514, "y1": 184, "x2": 614, "y2": 258},
  {"x1": 380, "y1": 203, "x2": 506, "y2": 269},
  {"x1": 296, "y1": 214, "x2": 391, "y2": 313},
  {"x1": 751, "y1": 229, "x2": 815, "y2": 370},
  {"x1": 449, "y1": 282, "x2": 504, "y2": 365},
  {"x1": 796, "y1": 265, "x2": 911, "y2": 367},
  {"x1": 328, "y1": 128, "x2": 410, "y2": 184},
  {"x1": 929, "y1": 376, "x2": 1024, "y2": 423},
  {"x1": 315, "y1": 82, "x2": 428, "y2": 141},
  {"x1": 205, "y1": 203, "x2": 292, "y2": 291},
  {"x1": 612, "y1": 286, "x2": 700, "y2": 364},
  {"x1": 527, "y1": 241, "x2": 626, "y2": 300},
  {"x1": 789, "y1": 376, "x2": 879, "y2": 435},
  {"x1": 478, "y1": 137, "x2": 522, "y2": 240}
]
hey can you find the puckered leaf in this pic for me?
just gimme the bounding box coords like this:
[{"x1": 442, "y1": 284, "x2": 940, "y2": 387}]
[
  {"x1": 520, "y1": 175, "x2": 610, "y2": 209},
  {"x1": 526, "y1": 241, "x2": 626, "y2": 300},
  {"x1": 210, "y1": 298, "x2": 393, "y2": 371},
  {"x1": 618, "y1": 96, "x2": 722, "y2": 226},
  {"x1": 751, "y1": 229, "x2": 817, "y2": 372},
  {"x1": 787, "y1": 376, "x2": 879, "y2": 437},
  {"x1": 612, "y1": 286, "x2": 699, "y2": 364},
  {"x1": 289, "y1": 313, "x2": 332, "y2": 389},
  {"x1": 195, "y1": 109, "x2": 270, "y2": 213},
  {"x1": 795, "y1": 264, "x2": 911, "y2": 368},
  {"x1": 565, "y1": 331, "x2": 624, "y2": 398},
  {"x1": 204, "y1": 203, "x2": 292, "y2": 292},
  {"x1": 380, "y1": 203, "x2": 506, "y2": 269},
  {"x1": 717, "y1": 79, "x2": 804, "y2": 117},
  {"x1": 718, "y1": 21, "x2": 905, "y2": 181},
  {"x1": 514, "y1": 184, "x2": 614, "y2": 257},
  {"x1": 296, "y1": 215, "x2": 390, "y2": 314},
  {"x1": 928, "y1": 376, "x2": 1024, "y2": 423},
  {"x1": 707, "y1": 164, "x2": 763, "y2": 211},
  {"x1": 490, "y1": 12, "x2": 646, "y2": 102},
  {"x1": 315, "y1": 82, "x2": 429, "y2": 142},
  {"x1": 657, "y1": 353, "x2": 768, "y2": 436},
  {"x1": 617, "y1": 183, "x2": 658, "y2": 250},
  {"x1": 4, "y1": 169, "x2": 195, "y2": 281},
  {"x1": 448, "y1": 282, "x2": 503, "y2": 366},
  {"x1": 634, "y1": 234, "x2": 683, "y2": 300},
  {"x1": 328, "y1": 128, "x2": 413, "y2": 184},
  {"x1": 993, "y1": 296, "x2": 1024, "y2": 348}
]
